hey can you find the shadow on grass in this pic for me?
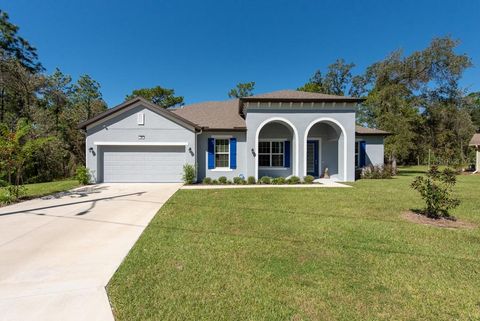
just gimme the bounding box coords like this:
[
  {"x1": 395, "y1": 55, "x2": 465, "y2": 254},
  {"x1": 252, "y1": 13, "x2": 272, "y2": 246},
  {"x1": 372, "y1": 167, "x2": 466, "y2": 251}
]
[
  {"x1": 397, "y1": 170, "x2": 426, "y2": 176},
  {"x1": 409, "y1": 208, "x2": 457, "y2": 221}
]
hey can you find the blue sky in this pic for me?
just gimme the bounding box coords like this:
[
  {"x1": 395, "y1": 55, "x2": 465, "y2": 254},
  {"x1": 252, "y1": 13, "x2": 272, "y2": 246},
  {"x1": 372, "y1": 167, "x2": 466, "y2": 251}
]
[{"x1": 3, "y1": 0, "x2": 480, "y2": 106}]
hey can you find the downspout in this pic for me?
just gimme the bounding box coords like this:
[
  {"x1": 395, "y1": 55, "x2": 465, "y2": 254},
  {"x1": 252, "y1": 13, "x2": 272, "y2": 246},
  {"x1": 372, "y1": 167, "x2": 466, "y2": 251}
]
[{"x1": 195, "y1": 128, "x2": 203, "y2": 182}]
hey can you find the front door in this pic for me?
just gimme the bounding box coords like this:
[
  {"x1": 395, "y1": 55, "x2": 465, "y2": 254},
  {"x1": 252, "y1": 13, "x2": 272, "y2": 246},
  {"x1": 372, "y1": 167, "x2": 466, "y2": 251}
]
[{"x1": 306, "y1": 140, "x2": 319, "y2": 177}]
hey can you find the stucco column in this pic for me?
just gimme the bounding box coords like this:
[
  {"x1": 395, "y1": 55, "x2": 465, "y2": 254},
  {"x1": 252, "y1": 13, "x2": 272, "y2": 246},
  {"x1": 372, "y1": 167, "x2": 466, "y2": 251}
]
[{"x1": 297, "y1": 129, "x2": 305, "y2": 178}]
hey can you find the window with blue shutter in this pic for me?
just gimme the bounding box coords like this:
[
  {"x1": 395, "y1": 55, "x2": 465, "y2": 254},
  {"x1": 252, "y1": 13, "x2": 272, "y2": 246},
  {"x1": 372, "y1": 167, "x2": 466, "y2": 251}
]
[
  {"x1": 208, "y1": 138, "x2": 215, "y2": 169},
  {"x1": 284, "y1": 141, "x2": 291, "y2": 168},
  {"x1": 359, "y1": 141, "x2": 366, "y2": 167},
  {"x1": 230, "y1": 137, "x2": 237, "y2": 169}
]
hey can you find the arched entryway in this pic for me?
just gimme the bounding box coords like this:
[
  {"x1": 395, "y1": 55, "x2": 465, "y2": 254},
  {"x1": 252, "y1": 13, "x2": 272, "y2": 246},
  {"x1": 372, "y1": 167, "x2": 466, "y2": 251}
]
[
  {"x1": 255, "y1": 118, "x2": 298, "y2": 179},
  {"x1": 304, "y1": 118, "x2": 347, "y2": 181}
]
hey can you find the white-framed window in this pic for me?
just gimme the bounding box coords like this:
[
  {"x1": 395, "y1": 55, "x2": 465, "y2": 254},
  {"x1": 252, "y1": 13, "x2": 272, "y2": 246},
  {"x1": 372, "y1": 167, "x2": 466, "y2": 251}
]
[
  {"x1": 259, "y1": 140, "x2": 284, "y2": 167},
  {"x1": 215, "y1": 138, "x2": 230, "y2": 168}
]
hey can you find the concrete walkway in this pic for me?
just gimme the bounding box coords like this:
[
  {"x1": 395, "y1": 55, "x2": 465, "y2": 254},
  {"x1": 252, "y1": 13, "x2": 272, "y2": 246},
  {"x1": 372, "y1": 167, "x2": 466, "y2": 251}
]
[{"x1": 0, "y1": 183, "x2": 181, "y2": 321}]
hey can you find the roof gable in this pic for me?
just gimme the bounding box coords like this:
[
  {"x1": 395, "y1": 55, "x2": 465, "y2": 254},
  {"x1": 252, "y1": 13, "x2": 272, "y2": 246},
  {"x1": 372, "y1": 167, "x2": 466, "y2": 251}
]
[{"x1": 78, "y1": 97, "x2": 200, "y2": 131}]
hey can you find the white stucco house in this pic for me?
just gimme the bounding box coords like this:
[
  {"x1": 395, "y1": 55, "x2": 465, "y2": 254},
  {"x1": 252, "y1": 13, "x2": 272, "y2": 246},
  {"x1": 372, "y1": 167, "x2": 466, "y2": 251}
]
[{"x1": 79, "y1": 90, "x2": 390, "y2": 183}]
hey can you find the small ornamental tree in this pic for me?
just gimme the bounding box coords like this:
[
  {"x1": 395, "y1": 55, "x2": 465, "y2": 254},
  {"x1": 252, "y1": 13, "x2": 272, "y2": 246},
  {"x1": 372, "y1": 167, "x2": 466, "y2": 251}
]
[{"x1": 411, "y1": 166, "x2": 460, "y2": 219}]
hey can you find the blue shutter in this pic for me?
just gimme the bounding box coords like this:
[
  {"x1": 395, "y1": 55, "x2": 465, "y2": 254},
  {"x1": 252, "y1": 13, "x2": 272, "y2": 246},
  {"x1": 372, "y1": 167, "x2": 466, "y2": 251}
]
[
  {"x1": 208, "y1": 138, "x2": 215, "y2": 169},
  {"x1": 359, "y1": 141, "x2": 366, "y2": 167},
  {"x1": 284, "y1": 140, "x2": 291, "y2": 168},
  {"x1": 230, "y1": 137, "x2": 237, "y2": 169}
]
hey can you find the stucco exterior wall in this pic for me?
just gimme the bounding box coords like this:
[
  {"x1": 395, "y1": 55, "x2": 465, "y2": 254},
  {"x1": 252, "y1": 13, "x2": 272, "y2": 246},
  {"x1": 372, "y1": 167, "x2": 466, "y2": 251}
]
[
  {"x1": 322, "y1": 139, "x2": 339, "y2": 176},
  {"x1": 197, "y1": 131, "x2": 247, "y2": 180},
  {"x1": 245, "y1": 102, "x2": 356, "y2": 181},
  {"x1": 357, "y1": 135, "x2": 385, "y2": 166},
  {"x1": 85, "y1": 104, "x2": 196, "y2": 182}
]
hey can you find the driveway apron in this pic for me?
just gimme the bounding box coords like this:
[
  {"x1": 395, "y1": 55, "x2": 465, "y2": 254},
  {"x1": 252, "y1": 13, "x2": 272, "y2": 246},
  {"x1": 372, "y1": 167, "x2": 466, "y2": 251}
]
[{"x1": 0, "y1": 183, "x2": 181, "y2": 321}]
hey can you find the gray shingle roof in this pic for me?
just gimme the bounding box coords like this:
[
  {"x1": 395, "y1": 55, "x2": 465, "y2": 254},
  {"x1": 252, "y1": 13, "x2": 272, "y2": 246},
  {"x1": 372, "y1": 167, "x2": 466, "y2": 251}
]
[
  {"x1": 355, "y1": 125, "x2": 391, "y2": 136},
  {"x1": 170, "y1": 99, "x2": 246, "y2": 130},
  {"x1": 79, "y1": 90, "x2": 374, "y2": 132},
  {"x1": 470, "y1": 133, "x2": 480, "y2": 146}
]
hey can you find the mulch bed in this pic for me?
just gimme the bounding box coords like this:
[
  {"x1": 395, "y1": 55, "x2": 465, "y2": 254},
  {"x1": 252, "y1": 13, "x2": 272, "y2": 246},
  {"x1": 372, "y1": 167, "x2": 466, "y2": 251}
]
[{"x1": 403, "y1": 211, "x2": 476, "y2": 229}]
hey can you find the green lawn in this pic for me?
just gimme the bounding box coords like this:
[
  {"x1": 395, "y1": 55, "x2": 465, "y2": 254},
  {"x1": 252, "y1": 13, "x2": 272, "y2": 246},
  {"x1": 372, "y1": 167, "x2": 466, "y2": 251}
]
[
  {"x1": 108, "y1": 168, "x2": 480, "y2": 321},
  {"x1": 0, "y1": 179, "x2": 80, "y2": 204}
]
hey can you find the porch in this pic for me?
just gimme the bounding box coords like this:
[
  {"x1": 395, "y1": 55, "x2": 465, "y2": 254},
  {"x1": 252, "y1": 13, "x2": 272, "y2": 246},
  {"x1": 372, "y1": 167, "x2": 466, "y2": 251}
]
[{"x1": 255, "y1": 118, "x2": 347, "y2": 180}]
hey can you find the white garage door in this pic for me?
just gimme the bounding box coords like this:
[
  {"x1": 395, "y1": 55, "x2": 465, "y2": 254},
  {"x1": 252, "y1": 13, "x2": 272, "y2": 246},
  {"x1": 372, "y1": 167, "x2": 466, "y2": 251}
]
[{"x1": 101, "y1": 145, "x2": 186, "y2": 182}]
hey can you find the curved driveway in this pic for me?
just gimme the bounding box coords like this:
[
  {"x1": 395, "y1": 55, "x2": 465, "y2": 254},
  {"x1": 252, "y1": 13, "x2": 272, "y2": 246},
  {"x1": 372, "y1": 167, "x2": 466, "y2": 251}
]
[{"x1": 0, "y1": 183, "x2": 181, "y2": 321}]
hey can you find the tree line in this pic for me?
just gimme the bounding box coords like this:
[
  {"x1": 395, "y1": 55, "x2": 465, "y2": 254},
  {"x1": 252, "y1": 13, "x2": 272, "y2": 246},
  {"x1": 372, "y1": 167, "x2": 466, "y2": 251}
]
[{"x1": 0, "y1": 10, "x2": 107, "y2": 186}]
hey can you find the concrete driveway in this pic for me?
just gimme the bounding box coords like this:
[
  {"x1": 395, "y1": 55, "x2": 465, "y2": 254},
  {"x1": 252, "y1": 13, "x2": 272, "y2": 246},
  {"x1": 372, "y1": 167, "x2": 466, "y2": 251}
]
[{"x1": 0, "y1": 183, "x2": 181, "y2": 321}]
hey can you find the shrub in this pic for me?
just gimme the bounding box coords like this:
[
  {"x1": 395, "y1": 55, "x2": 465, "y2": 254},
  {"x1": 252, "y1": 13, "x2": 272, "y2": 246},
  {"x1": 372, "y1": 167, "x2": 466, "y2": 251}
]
[
  {"x1": 271, "y1": 177, "x2": 286, "y2": 185},
  {"x1": 218, "y1": 176, "x2": 228, "y2": 184},
  {"x1": 287, "y1": 176, "x2": 300, "y2": 184},
  {"x1": 75, "y1": 166, "x2": 91, "y2": 185},
  {"x1": 0, "y1": 184, "x2": 25, "y2": 204},
  {"x1": 233, "y1": 176, "x2": 245, "y2": 185},
  {"x1": 260, "y1": 176, "x2": 271, "y2": 184},
  {"x1": 360, "y1": 164, "x2": 396, "y2": 179},
  {"x1": 202, "y1": 177, "x2": 212, "y2": 184},
  {"x1": 247, "y1": 176, "x2": 256, "y2": 184},
  {"x1": 182, "y1": 164, "x2": 196, "y2": 184},
  {"x1": 411, "y1": 166, "x2": 460, "y2": 219},
  {"x1": 211, "y1": 179, "x2": 219, "y2": 185},
  {"x1": 304, "y1": 175, "x2": 315, "y2": 184},
  {"x1": 0, "y1": 193, "x2": 11, "y2": 204}
]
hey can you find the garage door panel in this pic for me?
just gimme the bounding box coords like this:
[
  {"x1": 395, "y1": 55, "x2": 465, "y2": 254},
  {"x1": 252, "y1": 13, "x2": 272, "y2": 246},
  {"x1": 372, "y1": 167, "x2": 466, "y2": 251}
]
[{"x1": 101, "y1": 145, "x2": 186, "y2": 182}]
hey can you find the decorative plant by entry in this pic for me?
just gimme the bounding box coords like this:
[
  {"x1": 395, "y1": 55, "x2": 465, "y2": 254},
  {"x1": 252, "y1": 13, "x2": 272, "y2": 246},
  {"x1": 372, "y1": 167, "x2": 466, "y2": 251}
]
[
  {"x1": 323, "y1": 168, "x2": 330, "y2": 179},
  {"x1": 286, "y1": 176, "x2": 300, "y2": 184},
  {"x1": 233, "y1": 176, "x2": 246, "y2": 185},
  {"x1": 260, "y1": 176, "x2": 271, "y2": 184},
  {"x1": 410, "y1": 166, "x2": 460, "y2": 219},
  {"x1": 303, "y1": 175, "x2": 315, "y2": 184},
  {"x1": 271, "y1": 177, "x2": 286, "y2": 185}
]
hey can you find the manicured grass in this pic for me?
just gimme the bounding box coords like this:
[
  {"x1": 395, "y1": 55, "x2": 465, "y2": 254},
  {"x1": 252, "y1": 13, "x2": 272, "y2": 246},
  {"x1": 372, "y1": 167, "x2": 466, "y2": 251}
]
[
  {"x1": 108, "y1": 168, "x2": 480, "y2": 321},
  {"x1": 0, "y1": 179, "x2": 80, "y2": 204}
]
